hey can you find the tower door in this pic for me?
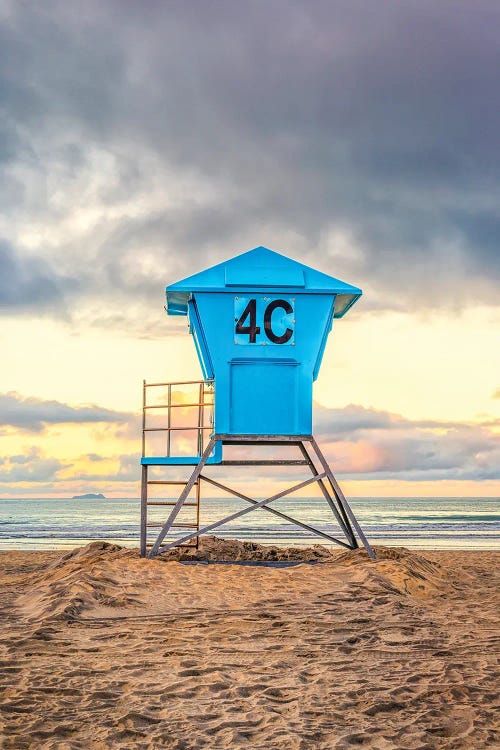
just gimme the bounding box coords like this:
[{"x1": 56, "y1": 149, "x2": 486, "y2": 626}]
[{"x1": 229, "y1": 359, "x2": 299, "y2": 435}]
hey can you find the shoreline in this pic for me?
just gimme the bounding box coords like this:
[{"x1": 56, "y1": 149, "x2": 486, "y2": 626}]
[{"x1": 2, "y1": 496, "x2": 498, "y2": 556}]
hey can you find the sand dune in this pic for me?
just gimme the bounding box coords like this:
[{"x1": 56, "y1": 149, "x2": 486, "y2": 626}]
[{"x1": 0, "y1": 540, "x2": 498, "y2": 748}]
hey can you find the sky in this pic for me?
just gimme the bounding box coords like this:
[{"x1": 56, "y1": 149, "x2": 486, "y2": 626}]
[{"x1": 0, "y1": 0, "x2": 499, "y2": 499}]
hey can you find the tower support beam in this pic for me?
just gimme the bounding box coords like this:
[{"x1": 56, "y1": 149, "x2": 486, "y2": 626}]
[
  {"x1": 199, "y1": 474, "x2": 351, "y2": 549},
  {"x1": 144, "y1": 435, "x2": 375, "y2": 560}
]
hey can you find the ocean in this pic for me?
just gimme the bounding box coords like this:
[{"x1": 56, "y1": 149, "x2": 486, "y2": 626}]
[{"x1": 0, "y1": 496, "x2": 499, "y2": 551}]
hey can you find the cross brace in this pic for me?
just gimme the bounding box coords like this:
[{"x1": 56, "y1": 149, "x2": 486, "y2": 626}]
[{"x1": 142, "y1": 435, "x2": 375, "y2": 559}]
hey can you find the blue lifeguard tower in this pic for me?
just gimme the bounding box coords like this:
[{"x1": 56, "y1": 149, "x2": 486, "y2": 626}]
[{"x1": 140, "y1": 246, "x2": 374, "y2": 559}]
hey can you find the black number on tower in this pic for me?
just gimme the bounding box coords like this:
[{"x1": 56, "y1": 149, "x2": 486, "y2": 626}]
[
  {"x1": 235, "y1": 298, "x2": 261, "y2": 343},
  {"x1": 264, "y1": 299, "x2": 294, "y2": 344}
]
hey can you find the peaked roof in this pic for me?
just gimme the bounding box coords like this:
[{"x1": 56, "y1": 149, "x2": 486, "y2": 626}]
[{"x1": 166, "y1": 246, "x2": 362, "y2": 318}]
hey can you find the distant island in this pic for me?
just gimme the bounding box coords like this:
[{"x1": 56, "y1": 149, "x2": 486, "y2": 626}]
[{"x1": 72, "y1": 493, "x2": 106, "y2": 499}]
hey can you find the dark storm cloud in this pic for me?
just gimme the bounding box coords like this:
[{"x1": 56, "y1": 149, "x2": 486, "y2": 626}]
[
  {"x1": 0, "y1": 0, "x2": 499, "y2": 323},
  {"x1": 0, "y1": 392, "x2": 130, "y2": 432},
  {"x1": 0, "y1": 239, "x2": 74, "y2": 310}
]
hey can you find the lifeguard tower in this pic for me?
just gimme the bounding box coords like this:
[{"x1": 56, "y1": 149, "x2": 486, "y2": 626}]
[{"x1": 140, "y1": 246, "x2": 374, "y2": 559}]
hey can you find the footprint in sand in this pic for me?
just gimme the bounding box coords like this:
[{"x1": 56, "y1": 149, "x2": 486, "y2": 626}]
[{"x1": 335, "y1": 731, "x2": 373, "y2": 747}]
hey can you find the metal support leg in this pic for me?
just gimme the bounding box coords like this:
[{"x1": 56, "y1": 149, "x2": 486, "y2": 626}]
[
  {"x1": 140, "y1": 464, "x2": 148, "y2": 557},
  {"x1": 298, "y1": 440, "x2": 356, "y2": 548},
  {"x1": 148, "y1": 437, "x2": 217, "y2": 558},
  {"x1": 310, "y1": 437, "x2": 376, "y2": 559}
]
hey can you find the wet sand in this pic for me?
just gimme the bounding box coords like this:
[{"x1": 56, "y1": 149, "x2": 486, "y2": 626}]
[{"x1": 0, "y1": 539, "x2": 498, "y2": 749}]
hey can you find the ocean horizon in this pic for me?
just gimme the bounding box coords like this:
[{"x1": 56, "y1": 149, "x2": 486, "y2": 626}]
[{"x1": 1, "y1": 495, "x2": 498, "y2": 551}]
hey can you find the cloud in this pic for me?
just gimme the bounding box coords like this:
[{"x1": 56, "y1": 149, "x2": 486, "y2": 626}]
[
  {"x1": 116, "y1": 452, "x2": 141, "y2": 481},
  {"x1": 0, "y1": 239, "x2": 75, "y2": 312},
  {"x1": 0, "y1": 1, "x2": 499, "y2": 328},
  {"x1": 0, "y1": 447, "x2": 65, "y2": 483},
  {"x1": 314, "y1": 403, "x2": 500, "y2": 481},
  {"x1": 0, "y1": 401, "x2": 498, "y2": 492},
  {"x1": 65, "y1": 453, "x2": 140, "y2": 479},
  {"x1": 53, "y1": 452, "x2": 141, "y2": 484},
  {"x1": 0, "y1": 391, "x2": 131, "y2": 433}
]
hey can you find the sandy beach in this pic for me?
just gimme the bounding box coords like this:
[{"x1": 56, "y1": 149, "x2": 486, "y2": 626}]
[{"x1": 0, "y1": 540, "x2": 498, "y2": 749}]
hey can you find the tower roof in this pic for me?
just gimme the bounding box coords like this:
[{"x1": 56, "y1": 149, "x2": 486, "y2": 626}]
[{"x1": 166, "y1": 246, "x2": 361, "y2": 317}]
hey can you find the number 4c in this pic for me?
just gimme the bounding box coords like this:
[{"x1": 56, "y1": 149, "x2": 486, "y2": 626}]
[{"x1": 235, "y1": 299, "x2": 293, "y2": 344}]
